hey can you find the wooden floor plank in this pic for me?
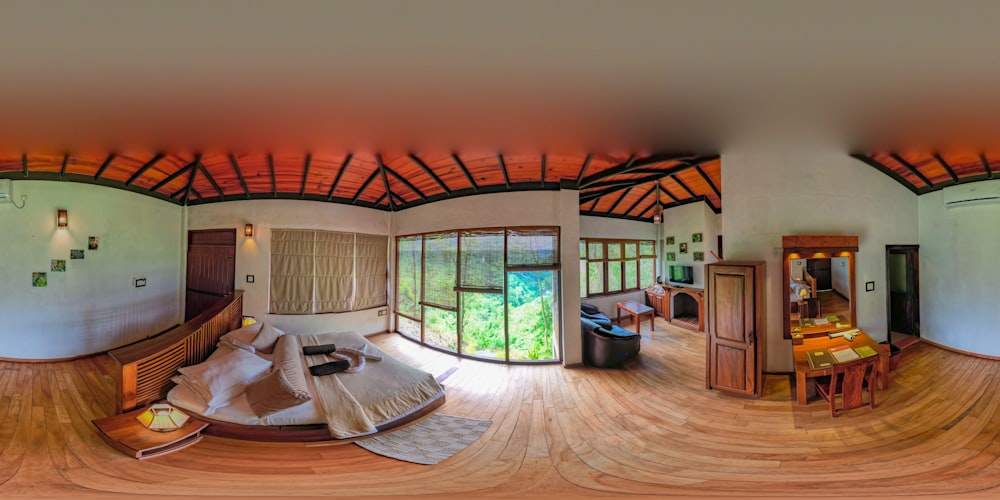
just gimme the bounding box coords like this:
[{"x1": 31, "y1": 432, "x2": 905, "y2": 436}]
[{"x1": 2, "y1": 318, "x2": 1000, "y2": 497}]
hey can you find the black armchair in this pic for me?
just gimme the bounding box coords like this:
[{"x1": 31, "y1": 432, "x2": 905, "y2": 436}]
[{"x1": 581, "y1": 316, "x2": 640, "y2": 368}]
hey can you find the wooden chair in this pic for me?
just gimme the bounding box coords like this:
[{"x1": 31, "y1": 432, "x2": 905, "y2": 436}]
[{"x1": 815, "y1": 355, "x2": 878, "y2": 417}]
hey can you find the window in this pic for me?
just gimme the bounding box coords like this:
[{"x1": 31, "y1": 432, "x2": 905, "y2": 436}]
[
  {"x1": 269, "y1": 229, "x2": 388, "y2": 314},
  {"x1": 395, "y1": 226, "x2": 560, "y2": 363},
  {"x1": 580, "y1": 238, "x2": 656, "y2": 297}
]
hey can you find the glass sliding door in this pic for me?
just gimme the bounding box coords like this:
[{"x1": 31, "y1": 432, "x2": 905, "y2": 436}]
[
  {"x1": 394, "y1": 226, "x2": 560, "y2": 363},
  {"x1": 507, "y1": 270, "x2": 558, "y2": 361},
  {"x1": 395, "y1": 235, "x2": 422, "y2": 340}
]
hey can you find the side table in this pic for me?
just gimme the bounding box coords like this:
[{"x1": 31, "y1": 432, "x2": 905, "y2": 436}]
[{"x1": 93, "y1": 405, "x2": 208, "y2": 459}]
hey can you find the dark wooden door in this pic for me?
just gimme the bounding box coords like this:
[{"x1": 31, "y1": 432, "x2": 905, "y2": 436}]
[
  {"x1": 185, "y1": 229, "x2": 236, "y2": 321},
  {"x1": 886, "y1": 245, "x2": 920, "y2": 337},
  {"x1": 706, "y1": 262, "x2": 761, "y2": 397}
]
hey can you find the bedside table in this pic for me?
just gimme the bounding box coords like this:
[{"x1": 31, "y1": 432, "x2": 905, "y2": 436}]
[{"x1": 93, "y1": 406, "x2": 208, "y2": 459}]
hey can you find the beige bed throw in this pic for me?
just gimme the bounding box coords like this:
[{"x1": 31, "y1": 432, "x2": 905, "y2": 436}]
[{"x1": 301, "y1": 332, "x2": 444, "y2": 438}]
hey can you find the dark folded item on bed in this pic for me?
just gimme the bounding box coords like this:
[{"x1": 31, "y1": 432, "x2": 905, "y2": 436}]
[
  {"x1": 303, "y1": 344, "x2": 337, "y2": 355},
  {"x1": 309, "y1": 360, "x2": 351, "y2": 376}
]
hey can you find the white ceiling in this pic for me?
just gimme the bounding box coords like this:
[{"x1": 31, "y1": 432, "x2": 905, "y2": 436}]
[{"x1": 4, "y1": 0, "x2": 1000, "y2": 153}]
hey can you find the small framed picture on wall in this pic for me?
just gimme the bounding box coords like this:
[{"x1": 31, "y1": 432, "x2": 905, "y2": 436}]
[
  {"x1": 692, "y1": 233, "x2": 703, "y2": 243},
  {"x1": 693, "y1": 251, "x2": 704, "y2": 262},
  {"x1": 665, "y1": 236, "x2": 675, "y2": 245},
  {"x1": 666, "y1": 252, "x2": 676, "y2": 261},
  {"x1": 680, "y1": 242, "x2": 688, "y2": 254}
]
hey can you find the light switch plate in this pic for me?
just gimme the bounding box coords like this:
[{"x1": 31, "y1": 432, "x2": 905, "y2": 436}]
[
  {"x1": 865, "y1": 281, "x2": 875, "y2": 292},
  {"x1": 134, "y1": 278, "x2": 146, "y2": 287},
  {"x1": 246, "y1": 275, "x2": 255, "y2": 283}
]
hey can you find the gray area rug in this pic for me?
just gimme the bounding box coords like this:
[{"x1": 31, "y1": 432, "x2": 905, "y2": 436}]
[{"x1": 355, "y1": 414, "x2": 491, "y2": 465}]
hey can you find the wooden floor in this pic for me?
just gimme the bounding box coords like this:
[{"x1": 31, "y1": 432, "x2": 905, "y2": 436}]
[{"x1": 3, "y1": 318, "x2": 1000, "y2": 498}]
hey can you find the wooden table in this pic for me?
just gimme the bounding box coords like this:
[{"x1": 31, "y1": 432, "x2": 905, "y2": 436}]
[
  {"x1": 93, "y1": 405, "x2": 208, "y2": 459},
  {"x1": 792, "y1": 331, "x2": 890, "y2": 405},
  {"x1": 616, "y1": 300, "x2": 655, "y2": 334}
]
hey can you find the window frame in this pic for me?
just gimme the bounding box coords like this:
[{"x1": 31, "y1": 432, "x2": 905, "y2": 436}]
[
  {"x1": 394, "y1": 225, "x2": 561, "y2": 364},
  {"x1": 580, "y1": 238, "x2": 656, "y2": 298}
]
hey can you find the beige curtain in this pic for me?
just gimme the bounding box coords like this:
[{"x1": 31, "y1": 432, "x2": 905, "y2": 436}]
[
  {"x1": 355, "y1": 233, "x2": 388, "y2": 310},
  {"x1": 270, "y1": 229, "x2": 315, "y2": 314},
  {"x1": 315, "y1": 231, "x2": 355, "y2": 313}
]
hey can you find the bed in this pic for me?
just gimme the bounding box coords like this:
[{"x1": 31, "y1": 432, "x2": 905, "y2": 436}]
[
  {"x1": 167, "y1": 330, "x2": 445, "y2": 439},
  {"x1": 789, "y1": 271, "x2": 817, "y2": 313},
  {"x1": 108, "y1": 292, "x2": 445, "y2": 441}
]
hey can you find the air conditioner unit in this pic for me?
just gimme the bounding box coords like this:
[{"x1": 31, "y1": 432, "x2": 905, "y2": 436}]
[
  {"x1": 942, "y1": 179, "x2": 1000, "y2": 208},
  {"x1": 0, "y1": 179, "x2": 10, "y2": 204}
]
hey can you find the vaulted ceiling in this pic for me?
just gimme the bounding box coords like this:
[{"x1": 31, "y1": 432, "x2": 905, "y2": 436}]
[
  {"x1": 0, "y1": 152, "x2": 722, "y2": 221},
  {"x1": 852, "y1": 152, "x2": 1000, "y2": 195}
]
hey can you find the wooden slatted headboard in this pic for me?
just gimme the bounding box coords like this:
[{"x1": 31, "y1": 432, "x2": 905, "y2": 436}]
[{"x1": 108, "y1": 291, "x2": 243, "y2": 413}]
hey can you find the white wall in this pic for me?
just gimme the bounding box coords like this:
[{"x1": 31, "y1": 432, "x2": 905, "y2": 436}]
[
  {"x1": 722, "y1": 150, "x2": 919, "y2": 371},
  {"x1": 579, "y1": 215, "x2": 658, "y2": 320},
  {"x1": 831, "y1": 256, "x2": 850, "y2": 297},
  {"x1": 0, "y1": 181, "x2": 182, "y2": 359},
  {"x1": 187, "y1": 199, "x2": 391, "y2": 336},
  {"x1": 660, "y1": 201, "x2": 719, "y2": 288},
  {"x1": 919, "y1": 189, "x2": 1000, "y2": 356}
]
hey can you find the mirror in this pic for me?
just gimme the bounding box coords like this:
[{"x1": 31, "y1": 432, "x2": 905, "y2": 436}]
[{"x1": 782, "y1": 235, "x2": 858, "y2": 338}]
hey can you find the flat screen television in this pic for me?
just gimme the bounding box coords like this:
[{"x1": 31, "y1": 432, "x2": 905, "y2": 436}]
[{"x1": 669, "y1": 265, "x2": 694, "y2": 285}]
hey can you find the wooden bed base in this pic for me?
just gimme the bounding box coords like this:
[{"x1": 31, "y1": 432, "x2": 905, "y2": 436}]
[
  {"x1": 109, "y1": 291, "x2": 244, "y2": 414},
  {"x1": 107, "y1": 290, "x2": 446, "y2": 442},
  {"x1": 191, "y1": 393, "x2": 446, "y2": 442}
]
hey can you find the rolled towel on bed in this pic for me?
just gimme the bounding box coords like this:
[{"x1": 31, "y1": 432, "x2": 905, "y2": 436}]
[
  {"x1": 303, "y1": 343, "x2": 337, "y2": 356},
  {"x1": 309, "y1": 359, "x2": 351, "y2": 376}
]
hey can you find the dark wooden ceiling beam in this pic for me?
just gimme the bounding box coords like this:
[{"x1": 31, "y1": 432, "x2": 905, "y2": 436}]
[
  {"x1": 889, "y1": 153, "x2": 934, "y2": 188},
  {"x1": 575, "y1": 154, "x2": 592, "y2": 185},
  {"x1": 408, "y1": 153, "x2": 452, "y2": 194},
  {"x1": 59, "y1": 154, "x2": 69, "y2": 178},
  {"x1": 659, "y1": 179, "x2": 680, "y2": 203},
  {"x1": 195, "y1": 157, "x2": 223, "y2": 197},
  {"x1": 578, "y1": 154, "x2": 638, "y2": 189},
  {"x1": 227, "y1": 154, "x2": 251, "y2": 197},
  {"x1": 382, "y1": 162, "x2": 427, "y2": 200},
  {"x1": 181, "y1": 162, "x2": 198, "y2": 205},
  {"x1": 451, "y1": 153, "x2": 478, "y2": 192},
  {"x1": 579, "y1": 161, "x2": 705, "y2": 202},
  {"x1": 21, "y1": 154, "x2": 28, "y2": 177},
  {"x1": 606, "y1": 187, "x2": 632, "y2": 215},
  {"x1": 980, "y1": 153, "x2": 993, "y2": 179},
  {"x1": 300, "y1": 154, "x2": 312, "y2": 198},
  {"x1": 671, "y1": 174, "x2": 698, "y2": 199},
  {"x1": 622, "y1": 184, "x2": 655, "y2": 217},
  {"x1": 267, "y1": 154, "x2": 277, "y2": 197},
  {"x1": 150, "y1": 160, "x2": 196, "y2": 193},
  {"x1": 189, "y1": 188, "x2": 202, "y2": 201},
  {"x1": 327, "y1": 153, "x2": 353, "y2": 200},
  {"x1": 694, "y1": 165, "x2": 721, "y2": 199},
  {"x1": 497, "y1": 153, "x2": 511, "y2": 188},
  {"x1": 125, "y1": 153, "x2": 165, "y2": 186},
  {"x1": 932, "y1": 153, "x2": 959, "y2": 183},
  {"x1": 352, "y1": 168, "x2": 381, "y2": 204},
  {"x1": 94, "y1": 153, "x2": 116, "y2": 180},
  {"x1": 637, "y1": 199, "x2": 658, "y2": 219},
  {"x1": 375, "y1": 154, "x2": 396, "y2": 211},
  {"x1": 540, "y1": 154, "x2": 546, "y2": 187}
]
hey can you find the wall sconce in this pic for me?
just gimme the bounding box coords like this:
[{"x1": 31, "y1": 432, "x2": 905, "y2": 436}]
[
  {"x1": 244, "y1": 224, "x2": 254, "y2": 238},
  {"x1": 57, "y1": 209, "x2": 68, "y2": 228},
  {"x1": 135, "y1": 403, "x2": 189, "y2": 432}
]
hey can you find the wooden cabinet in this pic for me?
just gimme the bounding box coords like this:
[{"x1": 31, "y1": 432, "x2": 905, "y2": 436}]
[{"x1": 706, "y1": 261, "x2": 766, "y2": 397}]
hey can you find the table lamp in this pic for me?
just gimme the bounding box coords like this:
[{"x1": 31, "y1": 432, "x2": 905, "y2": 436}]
[{"x1": 136, "y1": 404, "x2": 189, "y2": 432}]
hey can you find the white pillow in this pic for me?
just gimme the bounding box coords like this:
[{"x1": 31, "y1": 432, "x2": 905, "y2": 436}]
[
  {"x1": 251, "y1": 323, "x2": 285, "y2": 354},
  {"x1": 220, "y1": 322, "x2": 263, "y2": 345},
  {"x1": 177, "y1": 346, "x2": 272, "y2": 414}
]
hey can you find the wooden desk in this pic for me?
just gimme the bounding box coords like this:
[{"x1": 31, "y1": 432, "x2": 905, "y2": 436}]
[
  {"x1": 616, "y1": 300, "x2": 655, "y2": 334},
  {"x1": 792, "y1": 331, "x2": 889, "y2": 405}
]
